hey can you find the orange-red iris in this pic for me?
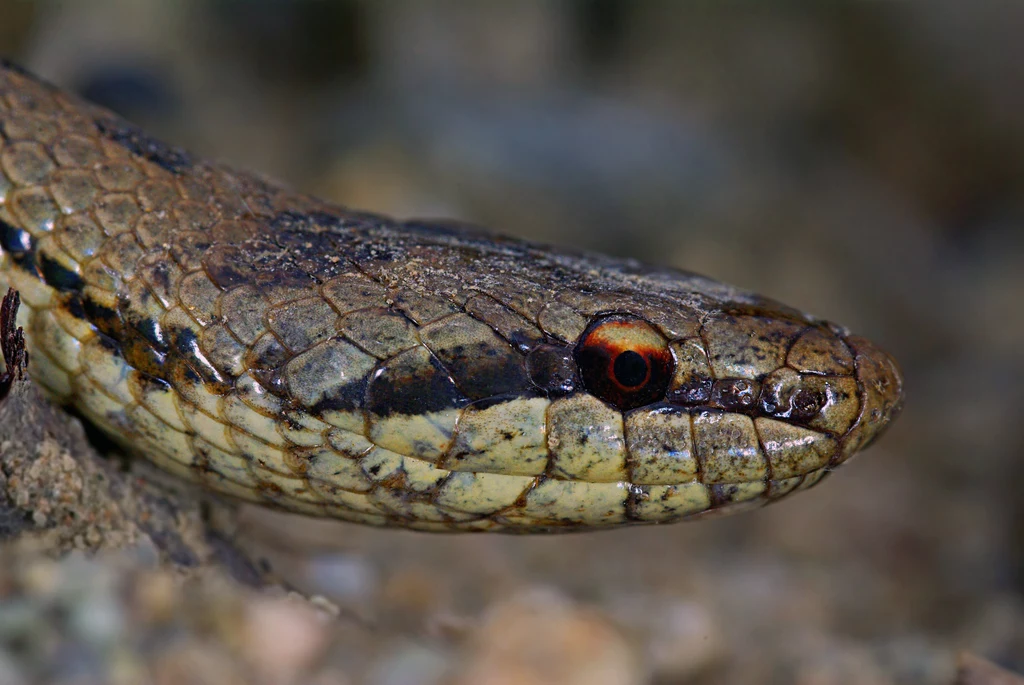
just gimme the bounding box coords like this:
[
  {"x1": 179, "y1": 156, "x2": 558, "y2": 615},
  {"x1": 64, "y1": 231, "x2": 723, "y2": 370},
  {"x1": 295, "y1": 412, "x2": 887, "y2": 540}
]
[{"x1": 573, "y1": 315, "x2": 674, "y2": 410}]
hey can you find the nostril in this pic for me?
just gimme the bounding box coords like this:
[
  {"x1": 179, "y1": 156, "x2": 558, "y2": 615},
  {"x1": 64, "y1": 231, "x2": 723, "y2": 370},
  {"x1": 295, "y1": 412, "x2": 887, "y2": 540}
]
[{"x1": 791, "y1": 388, "x2": 826, "y2": 420}]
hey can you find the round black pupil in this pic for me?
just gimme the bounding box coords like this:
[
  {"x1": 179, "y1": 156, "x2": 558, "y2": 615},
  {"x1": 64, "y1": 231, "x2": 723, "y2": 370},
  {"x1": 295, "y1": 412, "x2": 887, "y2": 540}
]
[{"x1": 613, "y1": 350, "x2": 648, "y2": 388}]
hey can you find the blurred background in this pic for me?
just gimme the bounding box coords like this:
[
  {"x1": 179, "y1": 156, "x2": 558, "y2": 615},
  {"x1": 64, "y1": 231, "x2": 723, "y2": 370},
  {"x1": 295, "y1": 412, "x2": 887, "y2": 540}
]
[{"x1": 2, "y1": 1, "x2": 1023, "y2": 683}]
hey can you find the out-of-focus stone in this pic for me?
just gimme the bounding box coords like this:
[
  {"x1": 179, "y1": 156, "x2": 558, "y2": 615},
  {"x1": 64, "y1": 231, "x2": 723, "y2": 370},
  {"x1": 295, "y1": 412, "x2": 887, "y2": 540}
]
[
  {"x1": 131, "y1": 569, "x2": 179, "y2": 624},
  {"x1": 0, "y1": 545, "x2": 351, "y2": 685},
  {"x1": 241, "y1": 595, "x2": 332, "y2": 683},
  {"x1": 367, "y1": 641, "x2": 450, "y2": 685},
  {"x1": 449, "y1": 588, "x2": 641, "y2": 685},
  {"x1": 151, "y1": 644, "x2": 247, "y2": 685},
  {"x1": 609, "y1": 594, "x2": 726, "y2": 681},
  {"x1": 955, "y1": 653, "x2": 1024, "y2": 685},
  {"x1": 305, "y1": 552, "x2": 377, "y2": 603}
]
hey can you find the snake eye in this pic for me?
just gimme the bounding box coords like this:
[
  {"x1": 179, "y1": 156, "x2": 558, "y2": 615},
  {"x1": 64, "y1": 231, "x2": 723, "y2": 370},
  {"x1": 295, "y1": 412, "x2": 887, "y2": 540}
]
[{"x1": 573, "y1": 315, "x2": 674, "y2": 410}]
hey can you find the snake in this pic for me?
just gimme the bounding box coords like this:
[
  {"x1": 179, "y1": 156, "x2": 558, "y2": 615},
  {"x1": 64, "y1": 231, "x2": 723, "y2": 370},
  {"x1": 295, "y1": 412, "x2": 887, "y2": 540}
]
[{"x1": 0, "y1": 59, "x2": 903, "y2": 533}]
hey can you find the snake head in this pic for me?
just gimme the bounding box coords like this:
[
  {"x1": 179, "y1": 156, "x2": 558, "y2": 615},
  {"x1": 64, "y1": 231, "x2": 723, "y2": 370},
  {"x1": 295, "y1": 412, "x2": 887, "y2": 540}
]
[
  {"x1": 211, "y1": 233, "x2": 906, "y2": 531},
  {"x1": 0, "y1": 59, "x2": 905, "y2": 534}
]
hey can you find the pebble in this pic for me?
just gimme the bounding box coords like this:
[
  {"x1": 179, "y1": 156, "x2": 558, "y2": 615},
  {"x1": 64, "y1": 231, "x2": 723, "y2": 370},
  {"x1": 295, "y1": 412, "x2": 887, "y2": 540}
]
[
  {"x1": 450, "y1": 588, "x2": 642, "y2": 685},
  {"x1": 241, "y1": 596, "x2": 332, "y2": 682}
]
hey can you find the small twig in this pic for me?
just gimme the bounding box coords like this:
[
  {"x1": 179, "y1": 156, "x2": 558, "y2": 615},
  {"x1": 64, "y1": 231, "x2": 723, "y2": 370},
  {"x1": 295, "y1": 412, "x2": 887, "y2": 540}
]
[{"x1": 0, "y1": 288, "x2": 28, "y2": 401}]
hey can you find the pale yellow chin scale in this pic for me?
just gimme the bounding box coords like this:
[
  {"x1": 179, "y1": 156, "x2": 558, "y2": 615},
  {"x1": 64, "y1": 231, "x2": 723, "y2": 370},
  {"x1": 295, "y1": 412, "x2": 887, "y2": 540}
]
[
  {"x1": 756, "y1": 418, "x2": 837, "y2": 479},
  {"x1": 442, "y1": 396, "x2": 550, "y2": 476},
  {"x1": 547, "y1": 394, "x2": 627, "y2": 483},
  {"x1": 622, "y1": 400, "x2": 838, "y2": 510},
  {"x1": 368, "y1": 409, "x2": 461, "y2": 462}
]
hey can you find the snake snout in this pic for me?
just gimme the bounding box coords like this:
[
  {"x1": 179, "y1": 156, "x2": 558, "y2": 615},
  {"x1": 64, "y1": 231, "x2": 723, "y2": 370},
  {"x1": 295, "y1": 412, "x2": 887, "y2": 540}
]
[{"x1": 835, "y1": 335, "x2": 904, "y2": 464}]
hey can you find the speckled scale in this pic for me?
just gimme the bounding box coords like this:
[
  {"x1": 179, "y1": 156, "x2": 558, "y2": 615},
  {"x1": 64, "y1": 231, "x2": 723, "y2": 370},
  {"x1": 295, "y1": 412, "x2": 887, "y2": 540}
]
[
  {"x1": 419, "y1": 313, "x2": 532, "y2": 401},
  {"x1": 463, "y1": 292, "x2": 544, "y2": 352},
  {"x1": 337, "y1": 306, "x2": 418, "y2": 359},
  {"x1": 0, "y1": 61, "x2": 904, "y2": 532}
]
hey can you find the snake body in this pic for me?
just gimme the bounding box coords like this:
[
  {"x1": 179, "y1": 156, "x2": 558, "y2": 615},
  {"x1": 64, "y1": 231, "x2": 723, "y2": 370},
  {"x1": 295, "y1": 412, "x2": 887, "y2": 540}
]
[{"x1": 0, "y1": 60, "x2": 902, "y2": 532}]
